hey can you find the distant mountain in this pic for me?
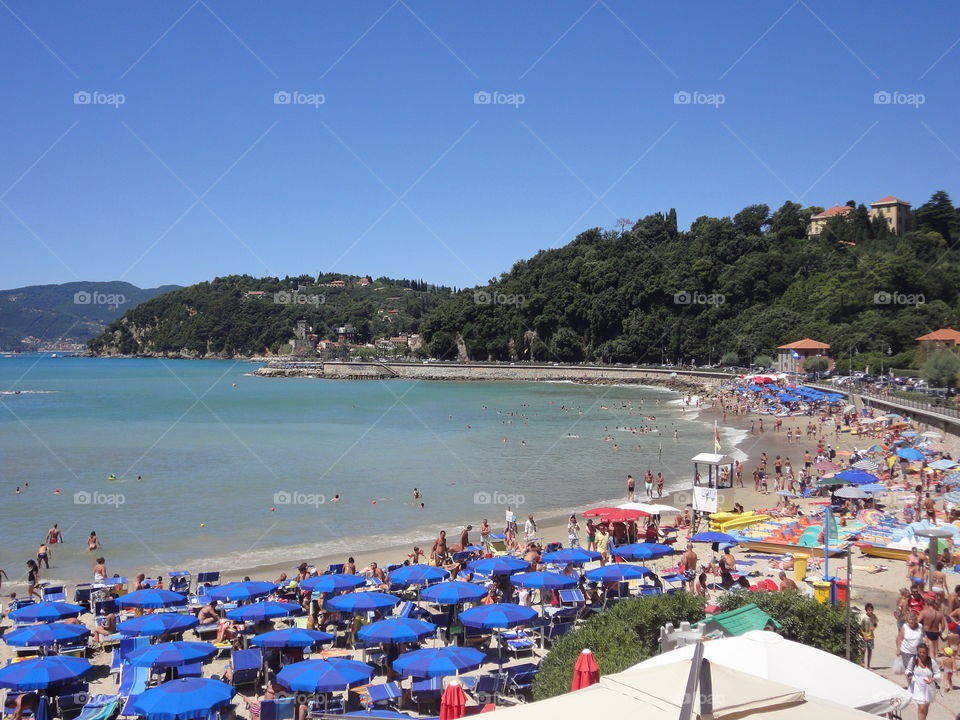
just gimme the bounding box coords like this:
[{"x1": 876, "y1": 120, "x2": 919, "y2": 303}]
[{"x1": 0, "y1": 281, "x2": 180, "y2": 351}]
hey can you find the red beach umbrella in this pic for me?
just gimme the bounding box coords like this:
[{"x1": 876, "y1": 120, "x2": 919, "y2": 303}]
[
  {"x1": 582, "y1": 507, "x2": 618, "y2": 517},
  {"x1": 440, "y1": 679, "x2": 467, "y2": 720},
  {"x1": 602, "y1": 509, "x2": 649, "y2": 522},
  {"x1": 571, "y1": 648, "x2": 600, "y2": 691}
]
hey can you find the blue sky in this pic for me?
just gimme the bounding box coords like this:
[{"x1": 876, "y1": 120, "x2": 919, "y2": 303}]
[{"x1": 1, "y1": 0, "x2": 958, "y2": 290}]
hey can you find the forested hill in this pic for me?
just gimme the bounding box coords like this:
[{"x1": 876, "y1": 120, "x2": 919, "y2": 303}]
[
  {"x1": 87, "y1": 274, "x2": 453, "y2": 357},
  {"x1": 420, "y1": 191, "x2": 960, "y2": 368}
]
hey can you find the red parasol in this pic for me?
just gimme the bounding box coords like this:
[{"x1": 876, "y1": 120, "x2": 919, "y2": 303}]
[
  {"x1": 571, "y1": 648, "x2": 600, "y2": 691},
  {"x1": 602, "y1": 509, "x2": 649, "y2": 522},
  {"x1": 582, "y1": 507, "x2": 618, "y2": 517},
  {"x1": 440, "y1": 680, "x2": 467, "y2": 720}
]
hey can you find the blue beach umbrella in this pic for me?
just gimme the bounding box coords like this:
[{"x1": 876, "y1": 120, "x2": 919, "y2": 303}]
[
  {"x1": 325, "y1": 592, "x2": 400, "y2": 614},
  {"x1": 117, "y1": 613, "x2": 199, "y2": 637},
  {"x1": 116, "y1": 589, "x2": 188, "y2": 610},
  {"x1": 300, "y1": 574, "x2": 368, "y2": 593},
  {"x1": 250, "y1": 628, "x2": 334, "y2": 649},
  {"x1": 358, "y1": 618, "x2": 437, "y2": 644},
  {"x1": 277, "y1": 658, "x2": 375, "y2": 693},
  {"x1": 129, "y1": 678, "x2": 235, "y2": 720},
  {"x1": 542, "y1": 548, "x2": 601, "y2": 564},
  {"x1": 901, "y1": 431, "x2": 919, "y2": 438},
  {"x1": 929, "y1": 459, "x2": 959, "y2": 471},
  {"x1": 835, "y1": 469, "x2": 880, "y2": 485},
  {"x1": 389, "y1": 565, "x2": 449, "y2": 586},
  {"x1": 420, "y1": 581, "x2": 487, "y2": 605},
  {"x1": 896, "y1": 448, "x2": 925, "y2": 462},
  {"x1": 393, "y1": 646, "x2": 487, "y2": 678},
  {"x1": 611, "y1": 543, "x2": 673, "y2": 560},
  {"x1": 458, "y1": 603, "x2": 537, "y2": 630},
  {"x1": 10, "y1": 602, "x2": 85, "y2": 623},
  {"x1": 584, "y1": 564, "x2": 652, "y2": 583},
  {"x1": 467, "y1": 557, "x2": 529, "y2": 576},
  {"x1": 689, "y1": 532, "x2": 738, "y2": 545},
  {"x1": 509, "y1": 571, "x2": 576, "y2": 591},
  {"x1": 127, "y1": 641, "x2": 216, "y2": 669},
  {"x1": 3, "y1": 623, "x2": 90, "y2": 648},
  {"x1": 0, "y1": 656, "x2": 92, "y2": 691},
  {"x1": 226, "y1": 601, "x2": 302, "y2": 622},
  {"x1": 206, "y1": 581, "x2": 276, "y2": 603}
]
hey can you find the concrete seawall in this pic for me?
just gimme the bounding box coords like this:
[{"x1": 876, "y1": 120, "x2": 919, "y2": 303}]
[{"x1": 253, "y1": 361, "x2": 727, "y2": 391}]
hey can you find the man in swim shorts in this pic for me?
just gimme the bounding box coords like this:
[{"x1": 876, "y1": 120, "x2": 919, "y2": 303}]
[{"x1": 919, "y1": 593, "x2": 946, "y2": 656}]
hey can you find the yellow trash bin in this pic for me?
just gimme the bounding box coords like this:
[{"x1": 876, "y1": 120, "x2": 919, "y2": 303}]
[
  {"x1": 813, "y1": 580, "x2": 832, "y2": 604},
  {"x1": 793, "y1": 554, "x2": 809, "y2": 582}
]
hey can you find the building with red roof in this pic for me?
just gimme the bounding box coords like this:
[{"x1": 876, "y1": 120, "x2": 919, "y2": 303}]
[
  {"x1": 807, "y1": 205, "x2": 853, "y2": 237},
  {"x1": 775, "y1": 338, "x2": 832, "y2": 373},
  {"x1": 869, "y1": 196, "x2": 911, "y2": 235},
  {"x1": 916, "y1": 328, "x2": 960, "y2": 357}
]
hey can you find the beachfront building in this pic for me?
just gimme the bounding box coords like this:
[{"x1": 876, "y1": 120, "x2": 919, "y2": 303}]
[
  {"x1": 868, "y1": 196, "x2": 911, "y2": 235},
  {"x1": 807, "y1": 205, "x2": 852, "y2": 236},
  {"x1": 916, "y1": 328, "x2": 960, "y2": 358},
  {"x1": 775, "y1": 338, "x2": 831, "y2": 373}
]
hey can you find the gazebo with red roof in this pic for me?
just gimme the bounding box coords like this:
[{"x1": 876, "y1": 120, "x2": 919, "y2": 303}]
[{"x1": 776, "y1": 338, "x2": 832, "y2": 374}]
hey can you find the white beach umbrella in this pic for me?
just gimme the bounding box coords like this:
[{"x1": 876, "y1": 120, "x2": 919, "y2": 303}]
[
  {"x1": 618, "y1": 502, "x2": 680, "y2": 515},
  {"x1": 632, "y1": 630, "x2": 910, "y2": 715}
]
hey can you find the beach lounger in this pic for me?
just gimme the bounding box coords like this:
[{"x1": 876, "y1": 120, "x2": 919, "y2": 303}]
[
  {"x1": 74, "y1": 584, "x2": 94, "y2": 612},
  {"x1": 503, "y1": 664, "x2": 538, "y2": 699},
  {"x1": 42, "y1": 585, "x2": 67, "y2": 602},
  {"x1": 411, "y1": 677, "x2": 443, "y2": 714},
  {"x1": 196, "y1": 571, "x2": 221, "y2": 588},
  {"x1": 95, "y1": 599, "x2": 119, "y2": 617},
  {"x1": 259, "y1": 698, "x2": 296, "y2": 720},
  {"x1": 52, "y1": 682, "x2": 89, "y2": 715},
  {"x1": 228, "y1": 648, "x2": 263, "y2": 689},
  {"x1": 169, "y1": 571, "x2": 191, "y2": 594},
  {"x1": 118, "y1": 663, "x2": 150, "y2": 717},
  {"x1": 544, "y1": 542, "x2": 562, "y2": 553},
  {"x1": 73, "y1": 694, "x2": 120, "y2": 720},
  {"x1": 365, "y1": 681, "x2": 402, "y2": 708},
  {"x1": 472, "y1": 674, "x2": 505, "y2": 705},
  {"x1": 542, "y1": 622, "x2": 573, "y2": 646}
]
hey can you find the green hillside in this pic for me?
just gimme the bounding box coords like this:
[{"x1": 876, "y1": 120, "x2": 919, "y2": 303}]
[
  {"x1": 420, "y1": 191, "x2": 960, "y2": 369},
  {"x1": 87, "y1": 274, "x2": 453, "y2": 357}
]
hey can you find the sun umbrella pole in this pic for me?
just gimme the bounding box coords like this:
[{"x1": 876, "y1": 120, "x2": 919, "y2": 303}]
[
  {"x1": 823, "y1": 506, "x2": 830, "y2": 582},
  {"x1": 678, "y1": 640, "x2": 705, "y2": 720},
  {"x1": 845, "y1": 547, "x2": 852, "y2": 661}
]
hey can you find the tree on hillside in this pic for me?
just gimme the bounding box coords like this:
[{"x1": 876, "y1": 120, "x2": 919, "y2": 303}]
[
  {"x1": 720, "y1": 351, "x2": 739, "y2": 366},
  {"x1": 753, "y1": 354, "x2": 773, "y2": 368},
  {"x1": 915, "y1": 190, "x2": 958, "y2": 243},
  {"x1": 921, "y1": 351, "x2": 960, "y2": 389}
]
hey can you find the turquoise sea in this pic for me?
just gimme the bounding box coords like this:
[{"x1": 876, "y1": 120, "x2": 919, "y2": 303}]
[{"x1": 0, "y1": 356, "x2": 738, "y2": 584}]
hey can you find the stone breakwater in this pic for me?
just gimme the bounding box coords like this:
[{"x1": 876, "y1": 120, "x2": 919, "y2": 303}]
[{"x1": 252, "y1": 361, "x2": 724, "y2": 393}]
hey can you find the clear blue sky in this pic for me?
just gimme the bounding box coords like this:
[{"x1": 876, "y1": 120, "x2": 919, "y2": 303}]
[{"x1": 2, "y1": 0, "x2": 958, "y2": 290}]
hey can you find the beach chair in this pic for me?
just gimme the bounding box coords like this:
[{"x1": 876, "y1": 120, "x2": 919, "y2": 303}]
[
  {"x1": 176, "y1": 662, "x2": 203, "y2": 679},
  {"x1": 228, "y1": 648, "x2": 263, "y2": 689},
  {"x1": 542, "y1": 622, "x2": 573, "y2": 647},
  {"x1": 53, "y1": 683, "x2": 92, "y2": 715},
  {"x1": 74, "y1": 584, "x2": 94, "y2": 611},
  {"x1": 365, "y1": 681, "x2": 402, "y2": 709},
  {"x1": 259, "y1": 698, "x2": 296, "y2": 720},
  {"x1": 544, "y1": 542, "x2": 562, "y2": 553},
  {"x1": 411, "y1": 677, "x2": 443, "y2": 715},
  {"x1": 169, "y1": 571, "x2": 191, "y2": 594},
  {"x1": 95, "y1": 599, "x2": 119, "y2": 617},
  {"x1": 472, "y1": 674, "x2": 504, "y2": 706},
  {"x1": 42, "y1": 584, "x2": 67, "y2": 602},
  {"x1": 196, "y1": 571, "x2": 221, "y2": 588},
  {"x1": 73, "y1": 694, "x2": 120, "y2": 720},
  {"x1": 10, "y1": 598, "x2": 35, "y2": 612},
  {"x1": 503, "y1": 664, "x2": 538, "y2": 699},
  {"x1": 118, "y1": 662, "x2": 150, "y2": 717}
]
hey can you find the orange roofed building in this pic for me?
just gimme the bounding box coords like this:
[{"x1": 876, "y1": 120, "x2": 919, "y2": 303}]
[
  {"x1": 869, "y1": 196, "x2": 911, "y2": 236},
  {"x1": 776, "y1": 338, "x2": 832, "y2": 373},
  {"x1": 807, "y1": 206, "x2": 853, "y2": 237},
  {"x1": 916, "y1": 328, "x2": 960, "y2": 357}
]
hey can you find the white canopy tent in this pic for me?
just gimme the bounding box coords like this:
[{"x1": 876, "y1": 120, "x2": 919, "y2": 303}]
[
  {"x1": 618, "y1": 502, "x2": 680, "y2": 515},
  {"x1": 632, "y1": 631, "x2": 910, "y2": 715},
  {"x1": 484, "y1": 657, "x2": 881, "y2": 720}
]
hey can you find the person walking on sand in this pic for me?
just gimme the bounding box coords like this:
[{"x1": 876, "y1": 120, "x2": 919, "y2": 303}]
[
  {"x1": 626, "y1": 475, "x2": 636, "y2": 502},
  {"x1": 681, "y1": 544, "x2": 698, "y2": 593},
  {"x1": 920, "y1": 595, "x2": 946, "y2": 657},
  {"x1": 906, "y1": 643, "x2": 940, "y2": 720},
  {"x1": 656, "y1": 473, "x2": 664, "y2": 498},
  {"x1": 861, "y1": 603, "x2": 879, "y2": 669}
]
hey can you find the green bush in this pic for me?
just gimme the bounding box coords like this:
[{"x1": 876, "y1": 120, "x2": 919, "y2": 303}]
[
  {"x1": 802, "y1": 356, "x2": 829, "y2": 373},
  {"x1": 532, "y1": 593, "x2": 705, "y2": 700},
  {"x1": 716, "y1": 590, "x2": 862, "y2": 662},
  {"x1": 720, "y1": 351, "x2": 740, "y2": 366}
]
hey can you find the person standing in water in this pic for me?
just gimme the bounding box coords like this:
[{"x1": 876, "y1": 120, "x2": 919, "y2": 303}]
[
  {"x1": 46, "y1": 524, "x2": 63, "y2": 545},
  {"x1": 88, "y1": 531, "x2": 101, "y2": 551}
]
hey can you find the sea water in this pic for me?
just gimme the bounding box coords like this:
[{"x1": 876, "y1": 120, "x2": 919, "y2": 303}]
[{"x1": 0, "y1": 356, "x2": 730, "y2": 582}]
